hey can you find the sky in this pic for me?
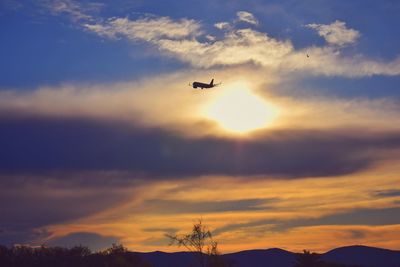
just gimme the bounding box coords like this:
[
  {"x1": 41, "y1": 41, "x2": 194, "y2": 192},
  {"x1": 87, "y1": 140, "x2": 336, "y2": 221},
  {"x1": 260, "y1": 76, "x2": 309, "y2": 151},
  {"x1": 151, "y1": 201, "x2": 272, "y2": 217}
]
[{"x1": 1, "y1": 0, "x2": 400, "y2": 253}]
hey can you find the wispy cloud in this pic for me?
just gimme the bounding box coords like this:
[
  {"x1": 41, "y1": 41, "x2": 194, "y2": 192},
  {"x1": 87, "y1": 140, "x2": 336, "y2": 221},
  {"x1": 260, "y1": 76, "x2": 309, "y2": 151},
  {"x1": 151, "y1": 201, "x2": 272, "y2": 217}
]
[
  {"x1": 82, "y1": 14, "x2": 400, "y2": 77},
  {"x1": 40, "y1": 0, "x2": 103, "y2": 22},
  {"x1": 143, "y1": 198, "x2": 276, "y2": 214},
  {"x1": 84, "y1": 16, "x2": 201, "y2": 41},
  {"x1": 156, "y1": 28, "x2": 293, "y2": 68},
  {"x1": 306, "y1": 20, "x2": 360, "y2": 46},
  {"x1": 40, "y1": 169, "x2": 400, "y2": 252},
  {"x1": 213, "y1": 206, "x2": 400, "y2": 236},
  {"x1": 236, "y1": 11, "x2": 258, "y2": 25},
  {"x1": 373, "y1": 189, "x2": 400, "y2": 198},
  {"x1": 38, "y1": 4, "x2": 399, "y2": 77}
]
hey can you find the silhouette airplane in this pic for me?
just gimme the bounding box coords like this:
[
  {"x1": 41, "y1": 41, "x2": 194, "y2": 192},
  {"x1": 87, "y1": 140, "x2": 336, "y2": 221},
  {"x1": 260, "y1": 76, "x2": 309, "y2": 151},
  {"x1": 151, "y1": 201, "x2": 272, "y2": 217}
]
[{"x1": 190, "y1": 79, "x2": 221, "y2": 89}]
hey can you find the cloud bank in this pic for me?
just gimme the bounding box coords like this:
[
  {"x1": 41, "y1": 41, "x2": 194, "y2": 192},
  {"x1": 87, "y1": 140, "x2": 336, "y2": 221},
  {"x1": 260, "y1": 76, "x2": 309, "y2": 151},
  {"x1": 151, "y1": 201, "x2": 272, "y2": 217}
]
[
  {"x1": 81, "y1": 14, "x2": 400, "y2": 77},
  {"x1": 3, "y1": 115, "x2": 399, "y2": 178},
  {"x1": 2, "y1": 1, "x2": 400, "y2": 252}
]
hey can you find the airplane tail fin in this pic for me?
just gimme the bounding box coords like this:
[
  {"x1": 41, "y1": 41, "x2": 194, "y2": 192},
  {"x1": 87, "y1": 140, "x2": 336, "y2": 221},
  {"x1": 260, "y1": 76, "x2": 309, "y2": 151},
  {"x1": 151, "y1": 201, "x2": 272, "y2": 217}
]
[{"x1": 210, "y1": 79, "x2": 214, "y2": 86}]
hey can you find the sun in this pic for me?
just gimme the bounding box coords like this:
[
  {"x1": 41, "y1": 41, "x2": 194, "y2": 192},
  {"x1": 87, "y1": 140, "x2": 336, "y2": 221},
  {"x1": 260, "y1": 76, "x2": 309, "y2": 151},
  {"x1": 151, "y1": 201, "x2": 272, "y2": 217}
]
[{"x1": 203, "y1": 81, "x2": 279, "y2": 134}]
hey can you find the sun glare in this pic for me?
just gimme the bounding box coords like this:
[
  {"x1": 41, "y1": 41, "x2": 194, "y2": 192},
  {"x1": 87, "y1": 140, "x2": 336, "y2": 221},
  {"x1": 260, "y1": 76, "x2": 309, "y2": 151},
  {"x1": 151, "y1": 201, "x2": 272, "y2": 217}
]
[{"x1": 203, "y1": 81, "x2": 279, "y2": 134}]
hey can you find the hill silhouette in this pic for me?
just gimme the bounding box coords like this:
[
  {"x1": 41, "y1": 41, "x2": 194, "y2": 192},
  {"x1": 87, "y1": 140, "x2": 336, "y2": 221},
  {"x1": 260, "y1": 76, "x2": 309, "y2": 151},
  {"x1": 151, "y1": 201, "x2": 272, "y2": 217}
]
[
  {"x1": 131, "y1": 245, "x2": 400, "y2": 267},
  {"x1": 223, "y1": 248, "x2": 295, "y2": 267},
  {"x1": 1, "y1": 244, "x2": 400, "y2": 267},
  {"x1": 133, "y1": 248, "x2": 295, "y2": 267},
  {"x1": 322, "y1": 245, "x2": 400, "y2": 267}
]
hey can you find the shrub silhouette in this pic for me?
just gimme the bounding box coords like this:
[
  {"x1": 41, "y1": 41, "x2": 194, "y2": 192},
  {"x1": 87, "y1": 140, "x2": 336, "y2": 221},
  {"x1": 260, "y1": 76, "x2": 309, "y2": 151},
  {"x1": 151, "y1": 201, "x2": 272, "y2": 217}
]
[
  {"x1": 294, "y1": 250, "x2": 324, "y2": 267},
  {"x1": 0, "y1": 244, "x2": 152, "y2": 267}
]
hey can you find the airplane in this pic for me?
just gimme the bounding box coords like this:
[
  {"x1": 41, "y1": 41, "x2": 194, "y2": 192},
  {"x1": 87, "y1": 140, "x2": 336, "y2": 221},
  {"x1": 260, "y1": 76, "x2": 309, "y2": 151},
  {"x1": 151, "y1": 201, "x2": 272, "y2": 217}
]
[{"x1": 190, "y1": 79, "x2": 221, "y2": 89}]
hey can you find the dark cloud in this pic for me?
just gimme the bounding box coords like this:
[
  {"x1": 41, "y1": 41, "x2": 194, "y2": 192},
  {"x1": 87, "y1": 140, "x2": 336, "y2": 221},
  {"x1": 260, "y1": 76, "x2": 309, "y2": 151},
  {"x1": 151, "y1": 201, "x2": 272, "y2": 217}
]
[
  {"x1": 1, "y1": 113, "x2": 400, "y2": 246},
  {"x1": 143, "y1": 198, "x2": 276, "y2": 214},
  {"x1": 346, "y1": 229, "x2": 367, "y2": 239},
  {"x1": 1, "y1": 114, "x2": 399, "y2": 179},
  {"x1": 0, "y1": 227, "x2": 49, "y2": 246},
  {"x1": 0, "y1": 175, "x2": 130, "y2": 246},
  {"x1": 0, "y1": 185, "x2": 126, "y2": 228},
  {"x1": 271, "y1": 206, "x2": 400, "y2": 232},
  {"x1": 213, "y1": 219, "x2": 277, "y2": 236},
  {"x1": 47, "y1": 232, "x2": 120, "y2": 251},
  {"x1": 373, "y1": 189, "x2": 400, "y2": 198}
]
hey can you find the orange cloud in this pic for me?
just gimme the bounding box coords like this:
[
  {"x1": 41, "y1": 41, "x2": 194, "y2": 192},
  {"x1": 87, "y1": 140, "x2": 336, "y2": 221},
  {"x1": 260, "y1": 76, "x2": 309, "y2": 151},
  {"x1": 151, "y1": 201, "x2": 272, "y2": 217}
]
[{"x1": 37, "y1": 161, "x2": 400, "y2": 252}]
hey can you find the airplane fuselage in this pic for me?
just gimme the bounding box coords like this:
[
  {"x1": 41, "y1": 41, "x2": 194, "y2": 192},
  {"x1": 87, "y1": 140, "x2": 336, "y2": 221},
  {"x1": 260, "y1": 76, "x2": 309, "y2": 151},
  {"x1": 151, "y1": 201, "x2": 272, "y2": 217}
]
[
  {"x1": 192, "y1": 82, "x2": 213, "y2": 89},
  {"x1": 192, "y1": 79, "x2": 215, "y2": 89}
]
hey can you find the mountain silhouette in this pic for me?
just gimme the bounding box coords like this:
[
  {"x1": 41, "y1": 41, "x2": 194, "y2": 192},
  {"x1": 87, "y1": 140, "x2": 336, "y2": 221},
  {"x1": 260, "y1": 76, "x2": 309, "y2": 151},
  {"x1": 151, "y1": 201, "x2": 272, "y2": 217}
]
[
  {"x1": 131, "y1": 245, "x2": 400, "y2": 267},
  {"x1": 322, "y1": 245, "x2": 400, "y2": 267},
  {"x1": 223, "y1": 248, "x2": 295, "y2": 267},
  {"x1": 131, "y1": 249, "x2": 296, "y2": 267}
]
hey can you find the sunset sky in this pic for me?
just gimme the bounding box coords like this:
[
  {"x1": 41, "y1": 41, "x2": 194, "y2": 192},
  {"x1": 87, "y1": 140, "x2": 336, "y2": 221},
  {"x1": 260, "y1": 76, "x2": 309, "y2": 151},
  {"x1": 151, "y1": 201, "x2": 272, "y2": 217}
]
[{"x1": 1, "y1": 0, "x2": 400, "y2": 253}]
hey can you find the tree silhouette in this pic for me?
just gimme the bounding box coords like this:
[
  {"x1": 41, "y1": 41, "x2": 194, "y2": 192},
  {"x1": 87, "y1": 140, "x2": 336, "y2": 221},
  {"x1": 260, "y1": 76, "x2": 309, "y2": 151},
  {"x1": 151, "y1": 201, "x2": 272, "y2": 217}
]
[
  {"x1": 166, "y1": 219, "x2": 230, "y2": 267},
  {"x1": 0, "y1": 244, "x2": 152, "y2": 267},
  {"x1": 294, "y1": 250, "x2": 323, "y2": 267},
  {"x1": 207, "y1": 241, "x2": 233, "y2": 267}
]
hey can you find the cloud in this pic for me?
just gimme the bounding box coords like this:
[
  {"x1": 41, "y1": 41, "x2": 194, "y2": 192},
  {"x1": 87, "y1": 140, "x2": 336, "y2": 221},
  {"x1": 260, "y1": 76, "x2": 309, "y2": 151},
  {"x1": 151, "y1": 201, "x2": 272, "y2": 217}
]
[
  {"x1": 156, "y1": 28, "x2": 293, "y2": 68},
  {"x1": 0, "y1": 170, "x2": 135, "y2": 247},
  {"x1": 272, "y1": 207, "x2": 400, "y2": 232},
  {"x1": 0, "y1": 227, "x2": 50, "y2": 246},
  {"x1": 236, "y1": 11, "x2": 258, "y2": 25},
  {"x1": 3, "y1": 2, "x2": 400, "y2": 253},
  {"x1": 0, "y1": 175, "x2": 129, "y2": 227},
  {"x1": 143, "y1": 198, "x2": 276, "y2": 214},
  {"x1": 82, "y1": 14, "x2": 400, "y2": 77},
  {"x1": 213, "y1": 206, "x2": 400, "y2": 237},
  {"x1": 373, "y1": 189, "x2": 400, "y2": 198},
  {"x1": 40, "y1": 0, "x2": 103, "y2": 22},
  {"x1": 84, "y1": 16, "x2": 201, "y2": 41},
  {"x1": 6, "y1": 169, "x2": 400, "y2": 251},
  {"x1": 1, "y1": 113, "x2": 400, "y2": 178},
  {"x1": 3, "y1": 72, "x2": 400, "y2": 134},
  {"x1": 0, "y1": 71, "x2": 400, "y2": 179},
  {"x1": 154, "y1": 30, "x2": 400, "y2": 76},
  {"x1": 306, "y1": 20, "x2": 360, "y2": 46},
  {"x1": 214, "y1": 22, "x2": 230, "y2": 30}
]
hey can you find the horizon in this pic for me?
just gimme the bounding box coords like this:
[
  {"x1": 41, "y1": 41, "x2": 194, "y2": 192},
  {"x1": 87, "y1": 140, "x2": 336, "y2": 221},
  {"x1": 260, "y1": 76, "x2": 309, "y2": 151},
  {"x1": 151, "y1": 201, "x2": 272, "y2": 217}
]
[
  {"x1": 1, "y1": 0, "x2": 400, "y2": 254},
  {"x1": 4, "y1": 243, "x2": 400, "y2": 255},
  {"x1": 125, "y1": 244, "x2": 400, "y2": 254}
]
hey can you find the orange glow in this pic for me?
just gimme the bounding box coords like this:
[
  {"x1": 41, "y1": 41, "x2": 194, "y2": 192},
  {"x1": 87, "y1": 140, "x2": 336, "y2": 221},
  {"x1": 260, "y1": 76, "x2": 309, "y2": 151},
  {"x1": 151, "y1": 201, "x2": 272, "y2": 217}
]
[{"x1": 41, "y1": 162, "x2": 400, "y2": 253}]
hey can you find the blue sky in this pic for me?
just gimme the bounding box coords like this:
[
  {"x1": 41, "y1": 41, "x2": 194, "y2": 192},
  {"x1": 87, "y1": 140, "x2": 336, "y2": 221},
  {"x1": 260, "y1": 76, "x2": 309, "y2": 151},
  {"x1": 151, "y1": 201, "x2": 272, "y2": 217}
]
[
  {"x1": 2, "y1": 0, "x2": 400, "y2": 90},
  {"x1": 1, "y1": 0, "x2": 400, "y2": 253}
]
